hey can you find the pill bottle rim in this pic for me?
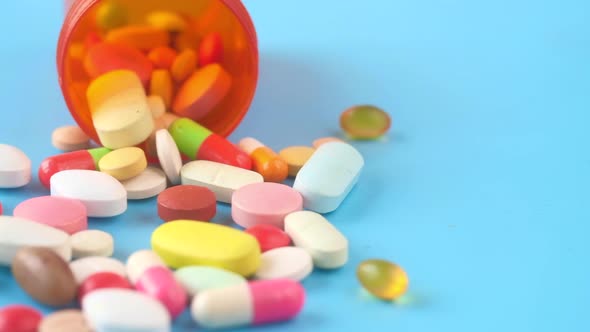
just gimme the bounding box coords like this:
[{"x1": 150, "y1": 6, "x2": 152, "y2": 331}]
[{"x1": 56, "y1": 0, "x2": 259, "y2": 142}]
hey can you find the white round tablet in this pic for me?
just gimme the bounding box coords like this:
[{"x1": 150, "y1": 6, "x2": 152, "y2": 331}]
[
  {"x1": 156, "y1": 129, "x2": 182, "y2": 185},
  {"x1": 50, "y1": 170, "x2": 127, "y2": 217},
  {"x1": 254, "y1": 247, "x2": 313, "y2": 281},
  {"x1": 71, "y1": 230, "x2": 114, "y2": 258},
  {"x1": 0, "y1": 144, "x2": 31, "y2": 188},
  {"x1": 51, "y1": 125, "x2": 91, "y2": 152},
  {"x1": 121, "y1": 166, "x2": 167, "y2": 200},
  {"x1": 70, "y1": 256, "x2": 126, "y2": 284},
  {"x1": 82, "y1": 289, "x2": 170, "y2": 332}
]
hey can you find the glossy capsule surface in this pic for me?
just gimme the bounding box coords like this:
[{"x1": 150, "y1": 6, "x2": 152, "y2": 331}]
[
  {"x1": 340, "y1": 105, "x2": 391, "y2": 139},
  {"x1": 38, "y1": 147, "x2": 111, "y2": 188},
  {"x1": 356, "y1": 259, "x2": 409, "y2": 300},
  {"x1": 239, "y1": 137, "x2": 288, "y2": 182}
]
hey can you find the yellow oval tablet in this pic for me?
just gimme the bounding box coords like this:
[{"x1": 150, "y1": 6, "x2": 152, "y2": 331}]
[
  {"x1": 146, "y1": 10, "x2": 188, "y2": 32},
  {"x1": 151, "y1": 220, "x2": 261, "y2": 276},
  {"x1": 279, "y1": 146, "x2": 316, "y2": 177},
  {"x1": 87, "y1": 70, "x2": 155, "y2": 149},
  {"x1": 98, "y1": 147, "x2": 147, "y2": 181}
]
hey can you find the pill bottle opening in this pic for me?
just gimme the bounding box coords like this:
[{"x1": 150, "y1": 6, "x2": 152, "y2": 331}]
[{"x1": 57, "y1": 0, "x2": 258, "y2": 145}]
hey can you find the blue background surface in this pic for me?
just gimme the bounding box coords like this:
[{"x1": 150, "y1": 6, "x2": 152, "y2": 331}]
[{"x1": 1, "y1": 0, "x2": 589, "y2": 331}]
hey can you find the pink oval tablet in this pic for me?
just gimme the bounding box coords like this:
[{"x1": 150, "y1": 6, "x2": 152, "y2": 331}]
[
  {"x1": 14, "y1": 196, "x2": 87, "y2": 234},
  {"x1": 232, "y1": 183, "x2": 303, "y2": 229}
]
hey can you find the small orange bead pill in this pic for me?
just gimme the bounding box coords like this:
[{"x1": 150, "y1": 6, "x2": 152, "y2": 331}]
[
  {"x1": 340, "y1": 105, "x2": 391, "y2": 139},
  {"x1": 105, "y1": 25, "x2": 170, "y2": 51},
  {"x1": 239, "y1": 138, "x2": 288, "y2": 183},
  {"x1": 150, "y1": 69, "x2": 174, "y2": 109},
  {"x1": 171, "y1": 49, "x2": 197, "y2": 83},
  {"x1": 198, "y1": 32, "x2": 223, "y2": 66},
  {"x1": 312, "y1": 137, "x2": 343, "y2": 149},
  {"x1": 172, "y1": 64, "x2": 232, "y2": 120},
  {"x1": 84, "y1": 42, "x2": 153, "y2": 87},
  {"x1": 148, "y1": 47, "x2": 178, "y2": 70},
  {"x1": 278, "y1": 146, "x2": 315, "y2": 177}
]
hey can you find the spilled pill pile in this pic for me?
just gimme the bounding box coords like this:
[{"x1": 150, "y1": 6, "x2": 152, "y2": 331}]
[{"x1": 0, "y1": 1, "x2": 405, "y2": 331}]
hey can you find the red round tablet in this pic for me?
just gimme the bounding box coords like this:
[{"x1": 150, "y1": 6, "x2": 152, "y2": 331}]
[
  {"x1": 0, "y1": 305, "x2": 42, "y2": 332},
  {"x1": 245, "y1": 224, "x2": 292, "y2": 252},
  {"x1": 157, "y1": 185, "x2": 216, "y2": 222},
  {"x1": 78, "y1": 272, "x2": 132, "y2": 304}
]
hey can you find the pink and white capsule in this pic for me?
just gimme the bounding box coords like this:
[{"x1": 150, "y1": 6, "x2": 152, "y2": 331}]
[{"x1": 191, "y1": 279, "x2": 305, "y2": 329}]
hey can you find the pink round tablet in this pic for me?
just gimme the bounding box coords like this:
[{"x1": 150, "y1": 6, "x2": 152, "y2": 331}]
[
  {"x1": 232, "y1": 183, "x2": 303, "y2": 229},
  {"x1": 13, "y1": 196, "x2": 87, "y2": 234}
]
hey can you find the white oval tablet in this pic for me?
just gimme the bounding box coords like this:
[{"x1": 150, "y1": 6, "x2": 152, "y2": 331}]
[
  {"x1": 126, "y1": 250, "x2": 166, "y2": 285},
  {"x1": 0, "y1": 216, "x2": 71, "y2": 265},
  {"x1": 0, "y1": 144, "x2": 31, "y2": 188},
  {"x1": 70, "y1": 230, "x2": 114, "y2": 258},
  {"x1": 181, "y1": 160, "x2": 263, "y2": 203},
  {"x1": 121, "y1": 166, "x2": 167, "y2": 200},
  {"x1": 284, "y1": 211, "x2": 348, "y2": 269},
  {"x1": 70, "y1": 256, "x2": 126, "y2": 284},
  {"x1": 83, "y1": 289, "x2": 170, "y2": 332},
  {"x1": 254, "y1": 247, "x2": 313, "y2": 281},
  {"x1": 50, "y1": 170, "x2": 127, "y2": 217},
  {"x1": 156, "y1": 129, "x2": 182, "y2": 185},
  {"x1": 293, "y1": 142, "x2": 364, "y2": 213}
]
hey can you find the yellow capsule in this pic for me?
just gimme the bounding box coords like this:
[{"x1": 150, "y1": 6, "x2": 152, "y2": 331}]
[
  {"x1": 96, "y1": 0, "x2": 128, "y2": 31},
  {"x1": 98, "y1": 147, "x2": 147, "y2": 181},
  {"x1": 146, "y1": 10, "x2": 188, "y2": 32},
  {"x1": 356, "y1": 259, "x2": 409, "y2": 300},
  {"x1": 340, "y1": 105, "x2": 391, "y2": 139}
]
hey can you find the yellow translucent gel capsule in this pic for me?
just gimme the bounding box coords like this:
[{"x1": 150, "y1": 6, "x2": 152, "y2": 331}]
[
  {"x1": 96, "y1": 0, "x2": 128, "y2": 31},
  {"x1": 146, "y1": 10, "x2": 188, "y2": 32},
  {"x1": 98, "y1": 147, "x2": 147, "y2": 181},
  {"x1": 279, "y1": 146, "x2": 316, "y2": 177},
  {"x1": 87, "y1": 70, "x2": 154, "y2": 149},
  {"x1": 340, "y1": 105, "x2": 391, "y2": 139},
  {"x1": 357, "y1": 259, "x2": 409, "y2": 300}
]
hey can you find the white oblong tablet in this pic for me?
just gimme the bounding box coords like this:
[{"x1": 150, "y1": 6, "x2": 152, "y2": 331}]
[
  {"x1": 121, "y1": 166, "x2": 167, "y2": 200},
  {"x1": 0, "y1": 216, "x2": 71, "y2": 265},
  {"x1": 293, "y1": 142, "x2": 364, "y2": 213},
  {"x1": 156, "y1": 129, "x2": 182, "y2": 185},
  {"x1": 50, "y1": 170, "x2": 127, "y2": 217},
  {"x1": 284, "y1": 211, "x2": 348, "y2": 269},
  {"x1": 126, "y1": 250, "x2": 166, "y2": 285},
  {"x1": 254, "y1": 247, "x2": 313, "y2": 281},
  {"x1": 83, "y1": 289, "x2": 171, "y2": 332},
  {"x1": 70, "y1": 256, "x2": 126, "y2": 284},
  {"x1": 181, "y1": 160, "x2": 263, "y2": 203},
  {"x1": 70, "y1": 230, "x2": 114, "y2": 258},
  {"x1": 0, "y1": 144, "x2": 31, "y2": 188}
]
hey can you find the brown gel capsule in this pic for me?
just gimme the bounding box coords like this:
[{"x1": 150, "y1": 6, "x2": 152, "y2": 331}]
[{"x1": 11, "y1": 247, "x2": 77, "y2": 307}]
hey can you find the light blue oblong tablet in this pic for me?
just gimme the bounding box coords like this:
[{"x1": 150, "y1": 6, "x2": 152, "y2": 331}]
[
  {"x1": 293, "y1": 142, "x2": 364, "y2": 213},
  {"x1": 174, "y1": 266, "x2": 247, "y2": 296}
]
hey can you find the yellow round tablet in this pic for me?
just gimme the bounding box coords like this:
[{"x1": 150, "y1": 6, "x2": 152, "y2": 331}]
[
  {"x1": 98, "y1": 147, "x2": 147, "y2": 181},
  {"x1": 279, "y1": 146, "x2": 316, "y2": 177}
]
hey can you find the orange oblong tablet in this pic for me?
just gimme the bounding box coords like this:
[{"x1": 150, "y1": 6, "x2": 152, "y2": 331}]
[
  {"x1": 84, "y1": 42, "x2": 153, "y2": 87},
  {"x1": 150, "y1": 69, "x2": 174, "y2": 109},
  {"x1": 148, "y1": 47, "x2": 177, "y2": 70},
  {"x1": 172, "y1": 64, "x2": 232, "y2": 120},
  {"x1": 171, "y1": 49, "x2": 197, "y2": 83},
  {"x1": 105, "y1": 25, "x2": 170, "y2": 51}
]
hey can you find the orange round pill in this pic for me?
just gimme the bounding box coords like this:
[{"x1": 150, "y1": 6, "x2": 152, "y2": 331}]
[
  {"x1": 171, "y1": 49, "x2": 197, "y2": 83},
  {"x1": 148, "y1": 47, "x2": 178, "y2": 70},
  {"x1": 172, "y1": 64, "x2": 232, "y2": 120},
  {"x1": 278, "y1": 146, "x2": 315, "y2": 177}
]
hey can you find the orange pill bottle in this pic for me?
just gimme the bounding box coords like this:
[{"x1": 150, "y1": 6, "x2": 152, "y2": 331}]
[{"x1": 57, "y1": 0, "x2": 258, "y2": 144}]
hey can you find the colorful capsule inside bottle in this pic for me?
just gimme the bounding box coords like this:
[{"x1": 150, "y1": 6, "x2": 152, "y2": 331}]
[
  {"x1": 168, "y1": 118, "x2": 251, "y2": 170},
  {"x1": 356, "y1": 259, "x2": 408, "y2": 300},
  {"x1": 238, "y1": 137, "x2": 288, "y2": 182},
  {"x1": 38, "y1": 147, "x2": 111, "y2": 188}
]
